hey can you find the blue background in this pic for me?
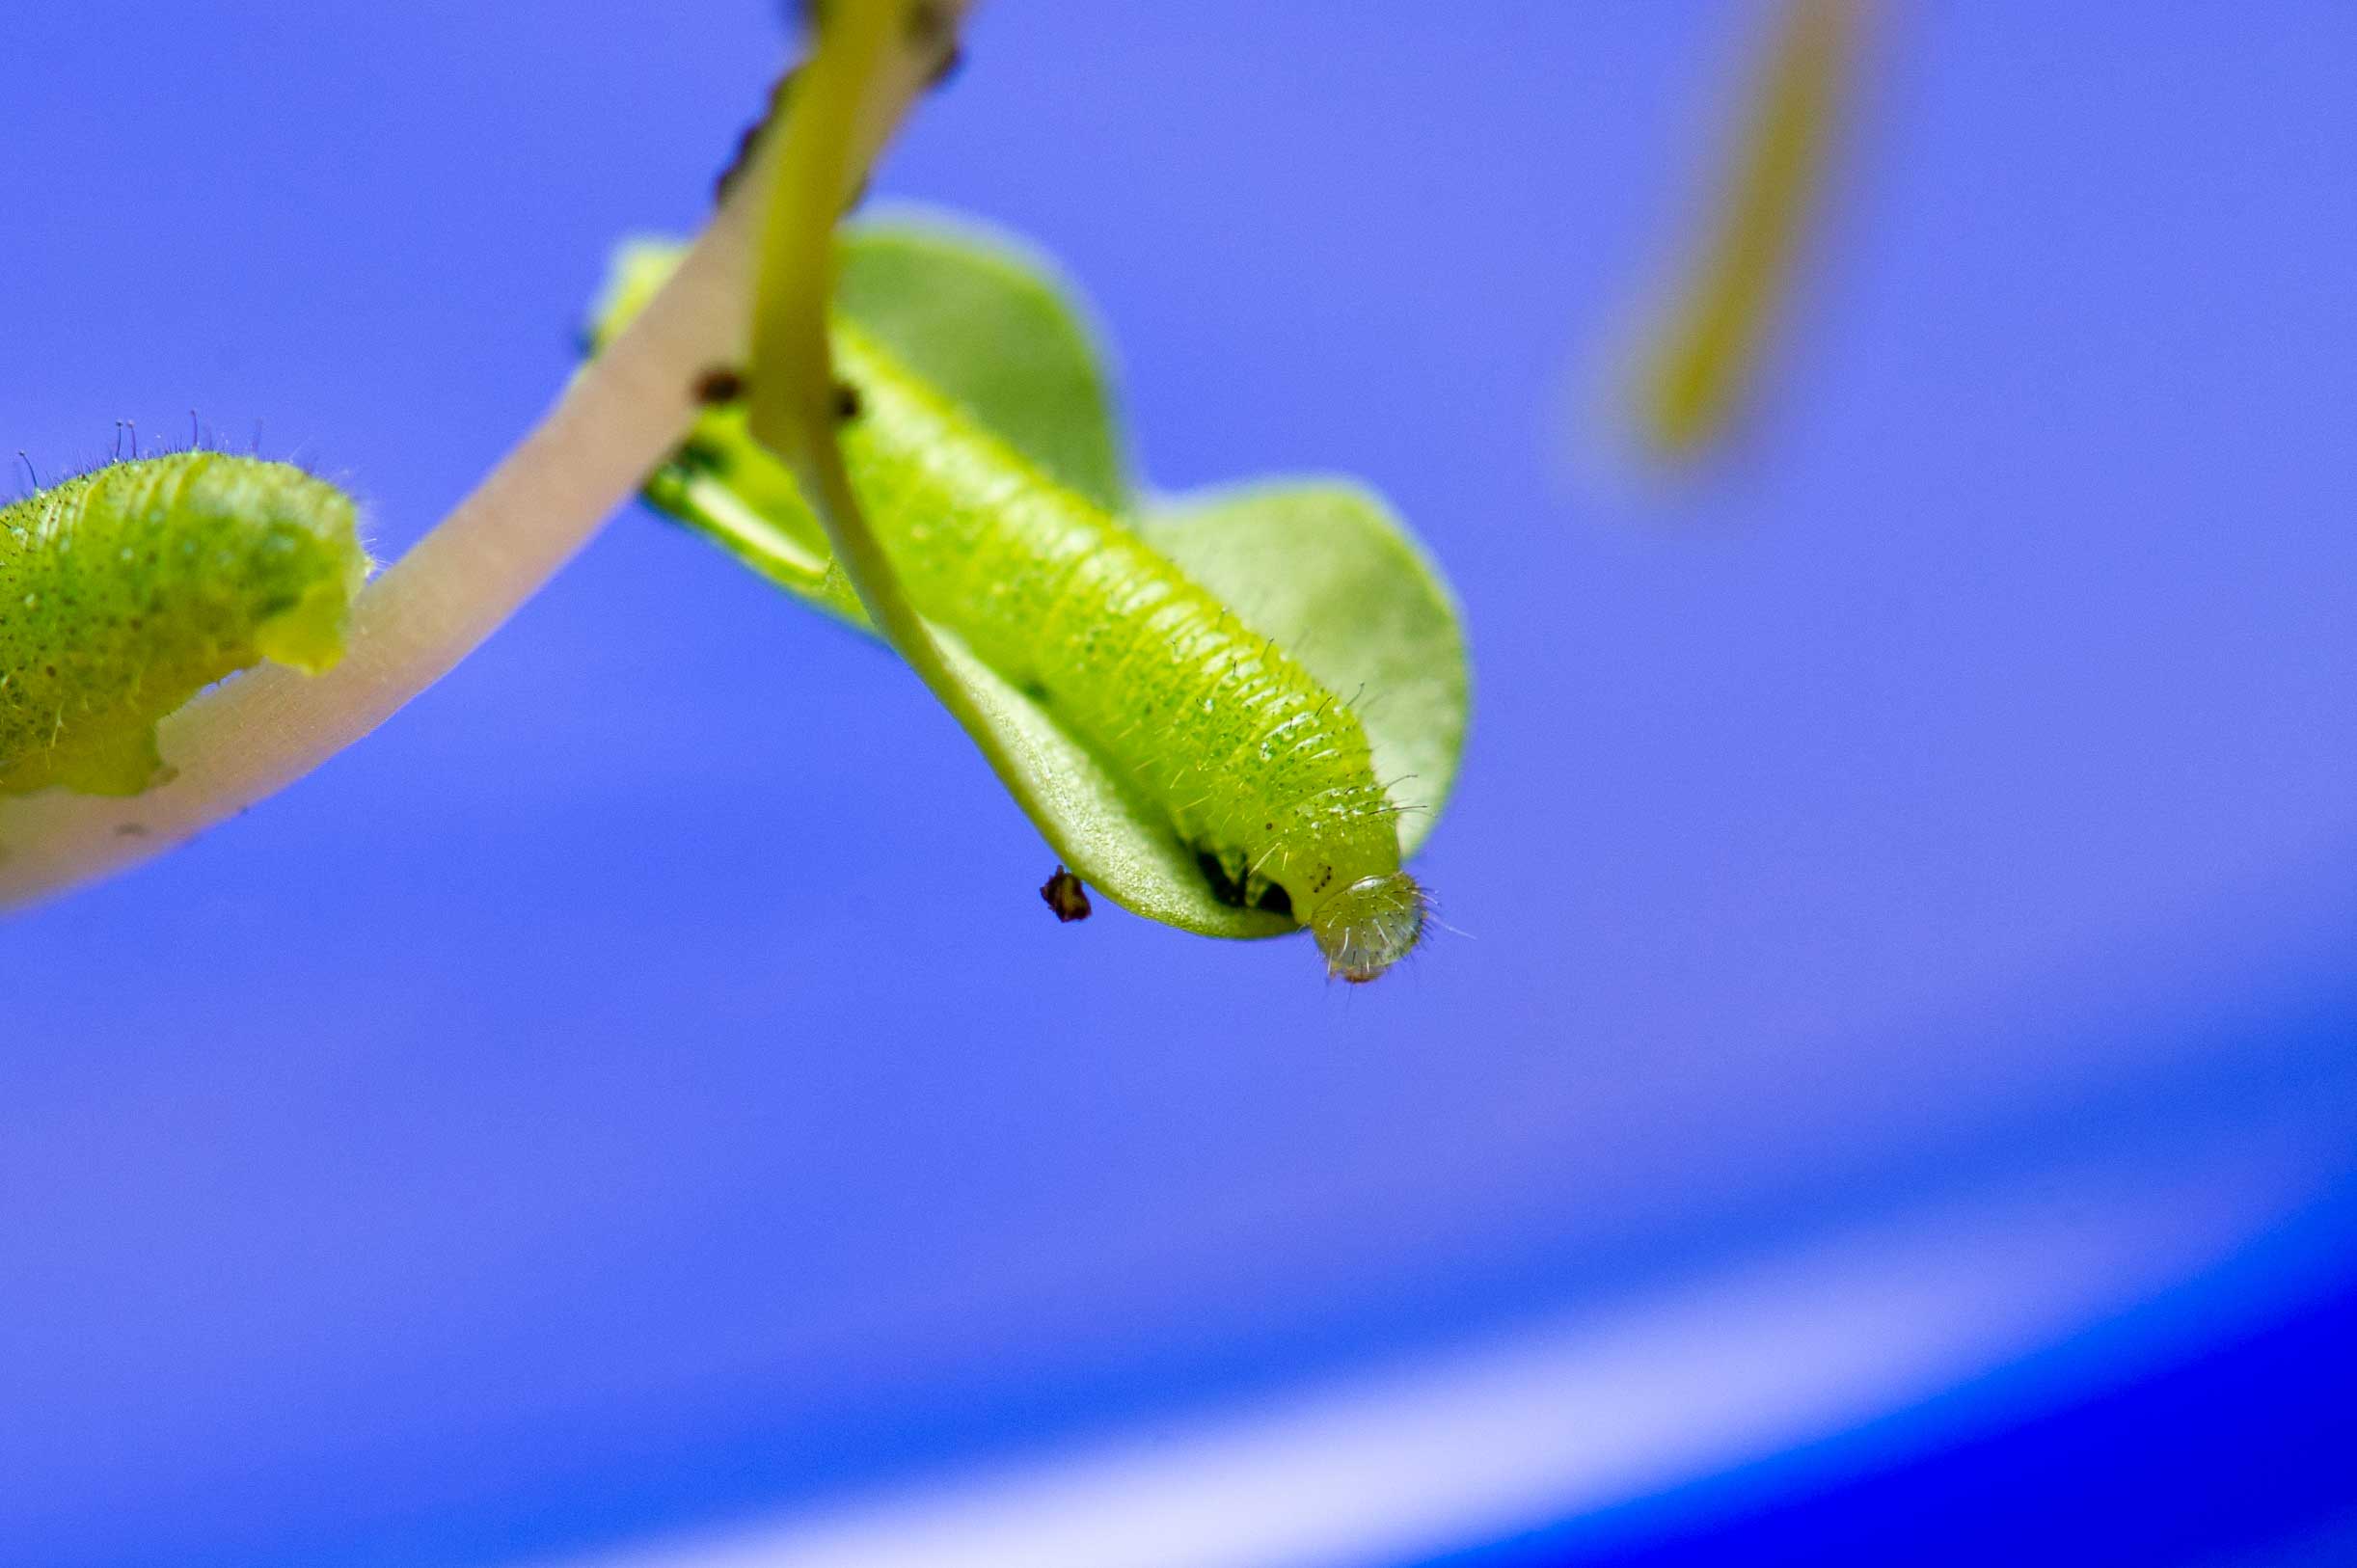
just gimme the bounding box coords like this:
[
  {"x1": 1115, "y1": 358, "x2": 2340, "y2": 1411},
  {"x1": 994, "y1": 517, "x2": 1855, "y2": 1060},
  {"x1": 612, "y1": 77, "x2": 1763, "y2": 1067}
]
[{"x1": 4, "y1": 4, "x2": 2354, "y2": 1565}]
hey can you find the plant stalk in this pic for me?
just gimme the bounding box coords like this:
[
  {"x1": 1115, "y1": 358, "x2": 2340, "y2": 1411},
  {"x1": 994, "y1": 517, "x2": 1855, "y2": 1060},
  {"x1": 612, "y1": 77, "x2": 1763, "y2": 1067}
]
[
  {"x1": 0, "y1": 1, "x2": 971, "y2": 915},
  {"x1": 744, "y1": 0, "x2": 1025, "y2": 817}
]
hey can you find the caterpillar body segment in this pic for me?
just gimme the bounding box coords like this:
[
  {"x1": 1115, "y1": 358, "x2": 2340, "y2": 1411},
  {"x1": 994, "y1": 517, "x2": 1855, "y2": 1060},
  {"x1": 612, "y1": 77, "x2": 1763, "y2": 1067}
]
[
  {"x1": 826, "y1": 324, "x2": 1424, "y2": 978},
  {"x1": 591, "y1": 230, "x2": 1455, "y2": 980},
  {"x1": 0, "y1": 453, "x2": 367, "y2": 797}
]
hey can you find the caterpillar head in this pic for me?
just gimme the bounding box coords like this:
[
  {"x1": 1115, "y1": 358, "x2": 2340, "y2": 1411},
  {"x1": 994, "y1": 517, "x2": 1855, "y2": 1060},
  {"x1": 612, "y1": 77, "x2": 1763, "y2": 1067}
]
[{"x1": 1308, "y1": 871, "x2": 1427, "y2": 984}]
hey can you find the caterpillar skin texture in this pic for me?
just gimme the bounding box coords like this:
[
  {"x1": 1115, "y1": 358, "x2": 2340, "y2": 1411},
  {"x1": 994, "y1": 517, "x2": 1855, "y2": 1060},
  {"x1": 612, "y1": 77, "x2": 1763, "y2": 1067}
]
[
  {"x1": 0, "y1": 453, "x2": 366, "y2": 797},
  {"x1": 689, "y1": 325, "x2": 1426, "y2": 981}
]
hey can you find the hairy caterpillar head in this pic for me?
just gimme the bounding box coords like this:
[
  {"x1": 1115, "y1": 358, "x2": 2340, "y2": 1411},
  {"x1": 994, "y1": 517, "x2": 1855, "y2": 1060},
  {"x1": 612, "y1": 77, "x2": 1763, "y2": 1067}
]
[{"x1": 1308, "y1": 871, "x2": 1427, "y2": 984}]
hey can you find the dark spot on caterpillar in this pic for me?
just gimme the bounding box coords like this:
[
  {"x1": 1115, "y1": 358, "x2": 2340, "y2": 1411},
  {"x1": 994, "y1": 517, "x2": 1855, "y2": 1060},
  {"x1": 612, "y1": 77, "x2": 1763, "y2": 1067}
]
[
  {"x1": 693, "y1": 367, "x2": 746, "y2": 405},
  {"x1": 1196, "y1": 849, "x2": 1249, "y2": 908},
  {"x1": 1040, "y1": 865, "x2": 1092, "y2": 923},
  {"x1": 1019, "y1": 679, "x2": 1050, "y2": 703},
  {"x1": 1194, "y1": 845, "x2": 1293, "y2": 916},
  {"x1": 834, "y1": 381, "x2": 864, "y2": 421},
  {"x1": 113, "y1": 823, "x2": 149, "y2": 838}
]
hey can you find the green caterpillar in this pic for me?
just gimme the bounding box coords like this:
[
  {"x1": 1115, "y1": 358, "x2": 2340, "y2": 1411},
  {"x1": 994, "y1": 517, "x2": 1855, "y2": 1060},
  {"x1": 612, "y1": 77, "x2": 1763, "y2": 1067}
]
[
  {"x1": 0, "y1": 452, "x2": 367, "y2": 797},
  {"x1": 597, "y1": 237, "x2": 1443, "y2": 981}
]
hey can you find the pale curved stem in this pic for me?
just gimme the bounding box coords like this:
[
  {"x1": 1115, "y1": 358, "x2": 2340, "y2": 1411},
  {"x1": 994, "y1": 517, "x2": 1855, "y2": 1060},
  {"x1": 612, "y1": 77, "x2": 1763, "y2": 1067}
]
[
  {"x1": 0, "y1": 2, "x2": 969, "y2": 915},
  {"x1": 0, "y1": 178, "x2": 763, "y2": 911}
]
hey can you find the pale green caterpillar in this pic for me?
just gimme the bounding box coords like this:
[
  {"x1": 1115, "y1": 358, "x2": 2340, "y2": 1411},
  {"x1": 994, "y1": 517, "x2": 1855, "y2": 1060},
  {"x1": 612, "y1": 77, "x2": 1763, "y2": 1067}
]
[
  {"x1": 0, "y1": 452, "x2": 367, "y2": 798},
  {"x1": 598, "y1": 243, "x2": 1440, "y2": 982}
]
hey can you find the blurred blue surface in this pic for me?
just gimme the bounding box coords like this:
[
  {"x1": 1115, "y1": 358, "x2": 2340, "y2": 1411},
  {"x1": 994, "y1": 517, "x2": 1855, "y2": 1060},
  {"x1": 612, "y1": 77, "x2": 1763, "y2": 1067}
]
[
  {"x1": 1448, "y1": 1231, "x2": 2357, "y2": 1568},
  {"x1": 3, "y1": 4, "x2": 2354, "y2": 1566}
]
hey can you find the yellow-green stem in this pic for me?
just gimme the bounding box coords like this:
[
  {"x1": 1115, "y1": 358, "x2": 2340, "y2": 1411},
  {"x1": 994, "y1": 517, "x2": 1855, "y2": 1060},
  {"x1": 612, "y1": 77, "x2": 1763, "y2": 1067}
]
[
  {"x1": 1636, "y1": 0, "x2": 1866, "y2": 459},
  {"x1": 742, "y1": 0, "x2": 1028, "y2": 816}
]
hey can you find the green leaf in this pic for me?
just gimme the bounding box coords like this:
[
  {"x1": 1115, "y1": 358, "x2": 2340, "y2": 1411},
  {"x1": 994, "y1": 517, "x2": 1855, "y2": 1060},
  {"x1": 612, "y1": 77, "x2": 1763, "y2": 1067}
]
[
  {"x1": 934, "y1": 629, "x2": 1292, "y2": 939},
  {"x1": 834, "y1": 212, "x2": 1129, "y2": 512},
  {"x1": 1140, "y1": 482, "x2": 1468, "y2": 857},
  {"x1": 586, "y1": 220, "x2": 1468, "y2": 943},
  {"x1": 593, "y1": 212, "x2": 1129, "y2": 631}
]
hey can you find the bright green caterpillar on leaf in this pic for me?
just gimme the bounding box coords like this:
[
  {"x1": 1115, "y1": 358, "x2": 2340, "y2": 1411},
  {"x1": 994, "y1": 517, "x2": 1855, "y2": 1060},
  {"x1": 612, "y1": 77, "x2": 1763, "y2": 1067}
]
[
  {"x1": 592, "y1": 217, "x2": 1469, "y2": 981},
  {"x1": 0, "y1": 452, "x2": 366, "y2": 798}
]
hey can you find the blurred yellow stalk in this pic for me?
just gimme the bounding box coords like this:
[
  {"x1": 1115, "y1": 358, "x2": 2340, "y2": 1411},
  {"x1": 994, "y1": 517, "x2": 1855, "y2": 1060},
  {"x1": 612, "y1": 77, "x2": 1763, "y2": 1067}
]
[{"x1": 1635, "y1": 0, "x2": 1868, "y2": 461}]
